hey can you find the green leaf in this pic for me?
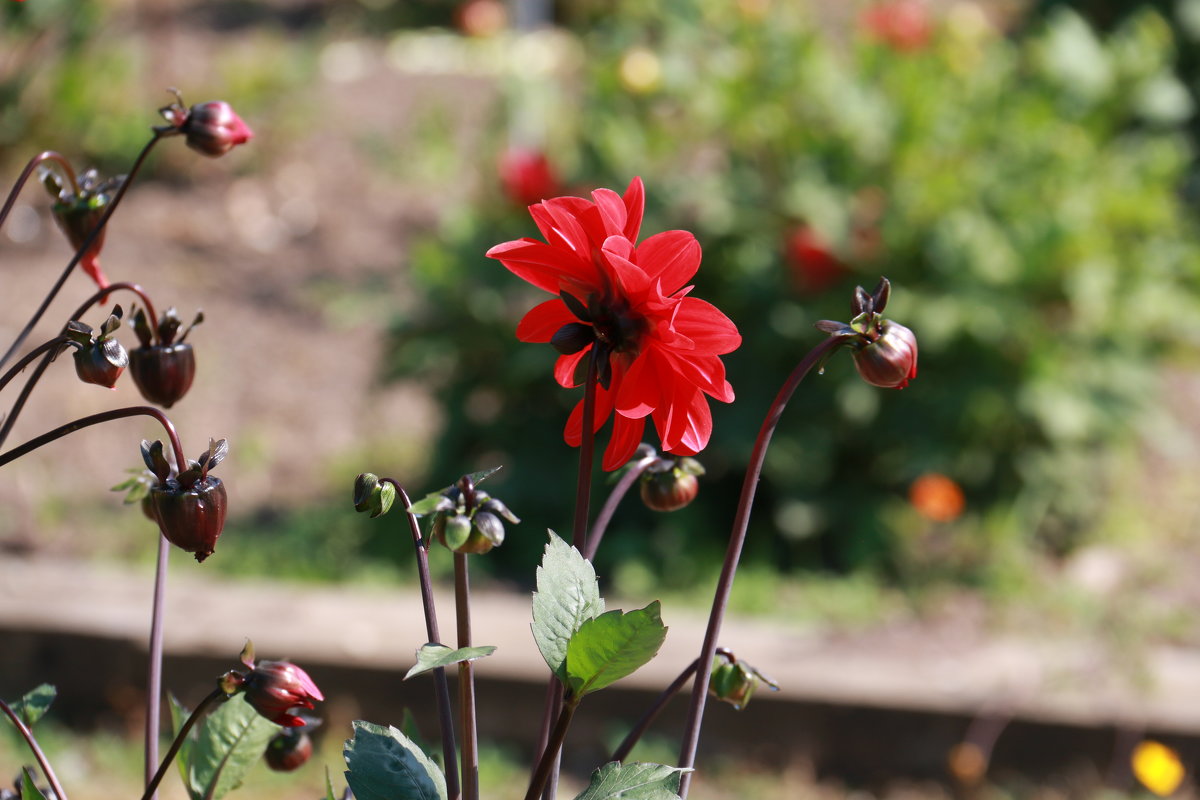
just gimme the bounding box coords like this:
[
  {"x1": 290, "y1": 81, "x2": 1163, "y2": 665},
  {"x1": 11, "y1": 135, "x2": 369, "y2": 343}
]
[
  {"x1": 344, "y1": 720, "x2": 446, "y2": 800},
  {"x1": 399, "y1": 709, "x2": 433, "y2": 766},
  {"x1": 565, "y1": 602, "x2": 667, "y2": 697},
  {"x1": 188, "y1": 694, "x2": 280, "y2": 800},
  {"x1": 404, "y1": 643, "x2": 496, "y2": 680},
  {"x1": 532, "y1": 531, "x2": 604, "y2": 681},
  {"x1": 324, "y1": 766, "x2": 339, "y2": 800},
  {"x1": 168, "y1": 694, "x2": 195, "y2": 793},
  {"x1": 572, "y1": 762, "x2": 688, "y2": 800},
  {"x1": 9, "y1": 684, "x2": 55, "y2": 728},
  {"x1": 406, "y1": 491, "x2": 451, "y2": 517},
  {"x1": 20, "y1": 767, "x2": 47, "y2": 800}
]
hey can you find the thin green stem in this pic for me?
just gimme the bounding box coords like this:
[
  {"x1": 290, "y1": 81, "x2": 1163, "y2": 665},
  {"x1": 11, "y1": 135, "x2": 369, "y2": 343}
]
[
  {"x1": 1, "y1": 132, "x2": 164, "y2": 372},
  {"x1": 454, "y1": 551, "x2": 479, "y2": 800},
  {"x1": 144, "y1": 534, "x2": 170, "y2": 799},
  {"x1": 0, "y1": 151, "x2": 76, "y2": 235},
  {"x1": 0, "y1": 405, "x2": 188, "y2": 474},
  {"x1": 140, "y1": 688, "x2": 227, "y2": 800},
  {"x1": 524, "y1": 698, "x2": 578, "y2": 800},
  {"x1": 0, "y1": 696, "x2": 69, "y2": 800},
  {"x1": 382, "y1": 479, "x2": 460, "y2": 800},
  {"x1": 676, "y1": 335, "x2": 851, "y2": 798}
]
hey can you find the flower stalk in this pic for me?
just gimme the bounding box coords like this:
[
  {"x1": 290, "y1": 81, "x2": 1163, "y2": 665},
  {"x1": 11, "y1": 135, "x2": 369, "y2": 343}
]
[
  {"x1": 144, "y1": 534, "x2": 171, "y2": 800},
  {"x1": 455, "y1": 551, "x2": 480, "y2": 800},
  {"x1": 0, "y1": 696, "x2": 69, "y2": 800},
  {"x1": 524, "y1": 696, "x2": 579, "y2": 800},
  {"x1": 0, "y1": 151, "x2": 77, "y2": 235},
  {"x1": 675, "y1": 334, "x2": 853, "y2": 797},
  {"x1": 383, "y1": 478, "x2": 460, "y2": 800},
  {"x1": 0, "y1": 405, "x2": 188, "y2": 472},
  {"x1": 139, "y1": 688, "x2": 227, "y2": 800}
]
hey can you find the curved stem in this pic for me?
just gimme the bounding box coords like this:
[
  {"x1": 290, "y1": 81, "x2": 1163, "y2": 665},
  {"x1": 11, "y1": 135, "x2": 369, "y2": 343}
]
[
  {"x1": 676, "y1": 335, "x2": 850, "y2": 797},
  {"x1": 382, "y1": 479, "x2": 460, "y2": 800},
  {"x1": 610, "y1": 659, "x2": 701, "y2": 764},
  {"x1": 524, "y1": 698, "x2": 578, "y2": 800},
  {"x1": 584, "y1": 454, "x2": 656, "y2": 562},
  {"x1": 144, "y1": 534, "x2": 170, "y2": 799},
  {"x1": 140, "y1": 688, "x2": 227, "y2": 800},
  {"x1": 69, "y1": 282, "x2": 161, "y2": 337},
  {"x1": 0, "y1": 151, "x2": 76, "y2": 235},
  {"x1": 1, "y1": 132, "x2": 164, "y2": 373},
  {"x1": 0, "y1": 405, "x2": 188, "y2": 473},
  {"x1": 0, "y1": 336, "x2": 67, "y2": 394},
  {"x1": 454, "y1": 553, "x2": 479, "y2": 800},
  {"x1": 0, "y1": 282, "x2": 161, "y2": 449},
  {"x1": 0, "y1": 696, "x2": 69, "y2": 800}
]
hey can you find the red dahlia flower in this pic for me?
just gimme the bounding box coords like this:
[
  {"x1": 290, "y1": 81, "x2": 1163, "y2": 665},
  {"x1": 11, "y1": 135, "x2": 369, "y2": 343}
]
[{"x1": 487, "y1": 177, "x2": 741, "y2": 470}]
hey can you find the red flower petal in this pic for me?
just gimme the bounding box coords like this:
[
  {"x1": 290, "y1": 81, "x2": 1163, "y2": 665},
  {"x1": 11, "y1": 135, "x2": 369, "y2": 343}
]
[
  {"x1": 637, "y1": 230, "x2": 700, "y2": 295},
  {"x1": 622, "y1": 177, "x2": 645, "y2": 242},
  {"x1": 673, "y1": 297, "x2": 742, "y2": 354},
  {"x1": 517, "y1": 298, "x2": 575, "y2": 343},
  {"x1": 603, "y1": 413, "x2": 646, "y2": 471}
]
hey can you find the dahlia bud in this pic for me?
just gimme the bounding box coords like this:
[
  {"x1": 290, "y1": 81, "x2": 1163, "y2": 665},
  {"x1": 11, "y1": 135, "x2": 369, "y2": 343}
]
[
  {"x1": 352, "y1": 472, "x2": 396, "y2": 518},
  {"x1": 707, "y1": 650, "x2": 778, "y2": 711},
  {"x1": 409, "y1": 471, "x2": 519, "y2": 555},
  {"x1": 129, "y1": 307, "x2": 202, "y2": 408},
  {"x1": 639, "y1": 456, "x2": 704, "y2": 512},
  {"x1": 242, "y1": 660, "x2": 324, "y2": 727},
  {"x1": 265, "y1": 726, "x2": 315, "y2": 771},
  {"x1": 159, "y1": 94, "x2": 253, "y2": 157},
  {"x1": 851, "y1": 319, "x2": 918, "y2": 389},
  {"x1": 42, "y1": 167, "x2": 120, "y2": 290},
  {"x1": 65, "y1": 311, "x2": 128, "y2": 389},
  {"x1": 143, "y1": 438, "x2": 229, "y2": 562}
]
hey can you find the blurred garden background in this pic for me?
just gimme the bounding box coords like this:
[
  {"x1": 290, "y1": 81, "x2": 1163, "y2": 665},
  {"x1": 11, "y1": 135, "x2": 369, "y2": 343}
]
[{"x1": 4, "y1": 0, "x2": 1200, "y2": 797}]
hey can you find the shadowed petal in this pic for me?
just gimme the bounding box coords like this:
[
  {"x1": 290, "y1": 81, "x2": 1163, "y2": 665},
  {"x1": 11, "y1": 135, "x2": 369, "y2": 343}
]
[
  {"x1": 603, "y1": 413, "x2": 647, "y2": 471},
  {"x1": 517, "y1": 299, "x2": 576, "y2": 342}
]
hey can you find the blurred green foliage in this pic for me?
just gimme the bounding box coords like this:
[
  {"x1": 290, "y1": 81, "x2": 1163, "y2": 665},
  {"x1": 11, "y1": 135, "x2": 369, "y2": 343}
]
[{"x1": 385, "y1": 2, "x2": 1200, "y2": 587}]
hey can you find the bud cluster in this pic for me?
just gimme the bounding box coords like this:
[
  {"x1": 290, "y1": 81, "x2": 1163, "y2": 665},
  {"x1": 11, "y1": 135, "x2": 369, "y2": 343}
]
[{"x1": 428, "y1": 477, "x2": 520, "y2": 555}]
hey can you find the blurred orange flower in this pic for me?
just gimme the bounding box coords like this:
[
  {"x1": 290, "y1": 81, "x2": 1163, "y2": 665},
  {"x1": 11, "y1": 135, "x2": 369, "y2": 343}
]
[{"x1": 909, "y1": 473, "x2": 964, "y2": 522}]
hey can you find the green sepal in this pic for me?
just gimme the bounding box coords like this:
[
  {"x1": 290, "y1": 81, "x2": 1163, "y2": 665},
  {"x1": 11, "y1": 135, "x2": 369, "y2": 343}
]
[{"x1": 404, "y1": 643, "x2": 497, "y2": 680}]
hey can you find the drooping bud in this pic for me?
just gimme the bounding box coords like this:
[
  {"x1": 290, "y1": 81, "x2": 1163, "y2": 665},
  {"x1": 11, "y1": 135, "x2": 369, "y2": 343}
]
[
  {"x1": 707, "y1": 650, "x2": 779, "y2": 711},
  {"x1": 66, "y1": 310, "x2": 128, "y2": 388},
  {"x1": 353, "y1": 473, "x2": 396, "y2": 518},
  {"x1": 144, "y1": 438, "x2": 229, "y2": 561},
  {"x1": 43, "y1": 167, "x2": 121, "y2": 290},
  {"x1": 129, "y1": 307, "x2": 202, "y2": 408},
  {"x1": 265, "y1": 727, "x2": 315, "y2": 771},
  {"x1": 639, "y1": 456, "x2": 704, "y2": 512},
  {"x1": 851, "y1": 318, "x2": 918, "y2": 389}
]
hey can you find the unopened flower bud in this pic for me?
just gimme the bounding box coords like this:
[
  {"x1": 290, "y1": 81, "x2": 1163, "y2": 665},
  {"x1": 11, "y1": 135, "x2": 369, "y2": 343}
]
[
  {"x1": 150, "y1": 476, "x2": 227, "y2": 562},
  {"x1": 73, "y1": 336, "x2": 128, "y2": 388},
  {"x1": 851, "y1": 319, "x2": 918, "y2": 389},
  {"x1": 353, "y1": 473, "x2": 395, "y2": 518},
  {"x1": 708, "y1": 651, "x2": 778, "y2": 711},
  {"x1": 265, "y1": 727, "x2": 315, "y2": 771},
  {"x1": 242, "y1": 660, "x2": 324, "y2": 728},
  {"x1": 130, "y1": 343, "x2": 195, "y2": 407},
  {"x1": 639, "y1": 456, "x2": 704, "y2": 512},
  {"x1": 161, "y1": 97, "x2": 253, "y2": 157},
  {"x1": 43, "y1": 167, "x2": 120, "y2": 290}
]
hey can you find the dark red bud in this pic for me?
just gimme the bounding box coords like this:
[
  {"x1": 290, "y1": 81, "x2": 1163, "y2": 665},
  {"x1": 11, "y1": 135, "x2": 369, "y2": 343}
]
[
  {"x1": 130, "y1": 343, "x2": 196, "y2": 408},
  {"x1": 151, "y1": 476, "x2": 227, "y2": 562},
  {"x1": 52, "y1": 203, "x2": 110, "y2": 289},
  {"x1": 852, "y1": 319, "x2": 918, "y2": 389},
  {"x1": 73, "y1": 338, "x2": 128, "y2": 388},
  {"x1": 242, "y1": 660, "x2": 324, "y2": 728},
  {"x1": 499, "y1": 147, "x2": 559, "y2": 207},
  {"x1": 182, "y1": 101, "x2": 253, "y2": 158},
  {"x1": 640, "y1": 470, "x2": 699, "y2": 512},
  {"x1": 264, "y1": 728, "x2": 314, "y2": 772}
]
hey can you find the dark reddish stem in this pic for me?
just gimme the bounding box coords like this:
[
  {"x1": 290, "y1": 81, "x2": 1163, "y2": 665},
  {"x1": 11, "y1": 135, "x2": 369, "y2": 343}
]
[
  {"x1": 0, "y1": 132, "x2": 165, "y2": 372},
  {"x1": 145, "y1": 534, "x2": 170, "y2": 800},
  {"x1": 454, "y1": 552, "x2": 480, "y2": 800},
  {"x1": 0, "y1": 696, "x2": 69, "y2": 800},
  {"x1": 0, "y1": 151, "x2": 77, "y2": 234},
  {"x1": 534, "y1": 350, "x2": 599, "y2": 800},
  {"x1": 524, "y1": 697, "x2": 579, "y2": 800},
  {"x1": 584, "y1": 452, "x2": 656, "y2": 562},
  {"x1": 140, "y1": 688, "x2": 227, "y2": 800},
  {"x1": 0, "y1": 336, "x2": 67, "y2": 393},
  {"x1": 0, "y1": 282, "x2": 161, "y2": 449},
  {"x1": 0, "y1": 405, "x2": 188, "y2": 473},
  {"x1": 382, "y1": 478, "x2": 460, "y2": 800},
  {"x1": 676, "y1": 335, "x2": 851, "y2": 797}
]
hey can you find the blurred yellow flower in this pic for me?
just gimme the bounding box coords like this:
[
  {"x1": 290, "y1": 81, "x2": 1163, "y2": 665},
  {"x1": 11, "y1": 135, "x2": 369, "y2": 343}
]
[
  {"x1": 619, "y1": 47, "x2": 663, "y2": 94},
  {"x1": 1132, "y1": 740, "x2": 1186, "y2": 797}
]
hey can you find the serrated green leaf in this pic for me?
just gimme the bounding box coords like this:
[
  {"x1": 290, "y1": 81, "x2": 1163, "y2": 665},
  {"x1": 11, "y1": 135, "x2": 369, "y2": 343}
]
[
  {"x1": 168, "y1": 693, "x2": 195, "y2": 793},
  {"x1": 343, "y1": 720, "x2": 446, "y2": 800},
  {"x1": 9, "y1": 684, "x2": 55, "y2": 728},
  {"x1": 572, "y1": 762, "x2": 688, "y2": 800},
  {"x1": 566, "y1": 602, "x2": 667, "y2": 697},
  {"x1": 404, "y1": 643, "x2": 496, "y2": 680},
  {"x1": 20, "y1": 767, "x2": 47, "y2": 800},
  {"x1": 532, "y1": 531, "x2": 605, "y2": 681},
  {"x1": 188, "y1": 694, "x2": 279, "y2": 800}
]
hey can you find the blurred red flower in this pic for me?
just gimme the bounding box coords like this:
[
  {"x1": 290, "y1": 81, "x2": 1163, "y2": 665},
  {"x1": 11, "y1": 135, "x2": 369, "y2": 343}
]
[
  {"x1": 784, "y1": 225, "x2": 846, "y2": 294},
  {"x1": 499, "y1": 147, "x2": 561, "y2": 208},
  {"x1": 861, "y1": 0, "x2": 933, "y2": 52},
  {"x1": 487, "y1": 177, "x2": 742, "y2": 470}
]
